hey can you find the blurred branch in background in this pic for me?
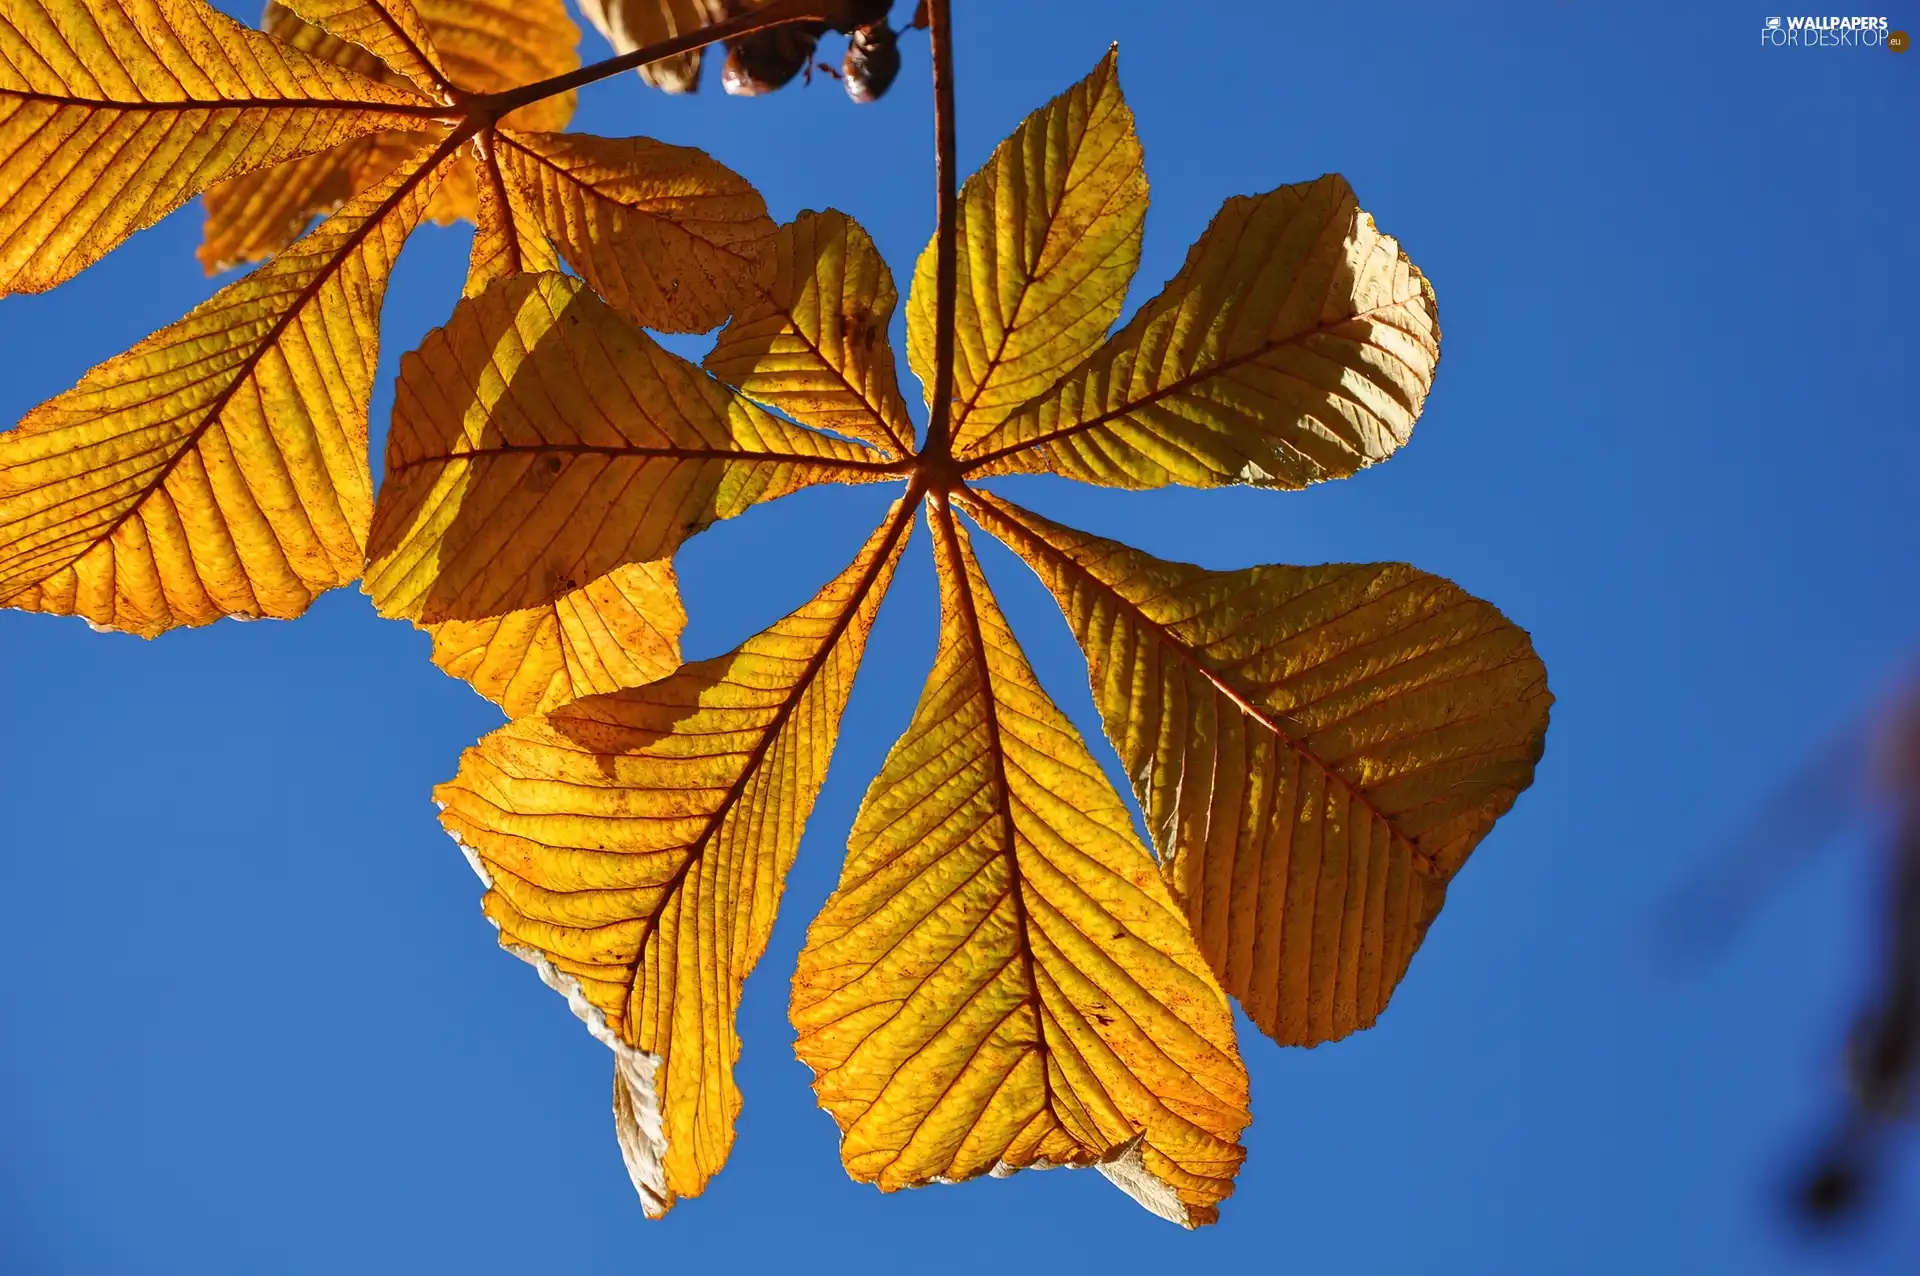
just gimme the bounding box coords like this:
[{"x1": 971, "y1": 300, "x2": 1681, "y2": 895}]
[{"x1": 1661, "y1": 674, "x2": 1920, "y2": 1230}]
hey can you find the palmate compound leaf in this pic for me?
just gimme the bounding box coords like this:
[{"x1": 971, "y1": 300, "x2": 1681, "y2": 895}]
[
  {"x1": 199, "y1": 0, "x2": 583, "y2": 273},
  {"x1": 958, "y1": 172, "x2": 1442, "y2": 490},
  {"x1": 789, "y1": 502, "x2": 1252, "y2": 1228},
  {"x1": 0, "y1": 141, "x2": 449, "y2": 634},
  {"x1": 418, "y1": 37, "x2": 1539, "y2": 1223},
  {"x1": 362, "y1": 271, "x2": 896, "y2": 715},
  {"x1": 905, "y1": 47, "x2": 1146, "y2": 454},
  {"x1": 1, "y1": 0, "x2": 784, "y2": 639},
  {"x1": 959, "y1": 490, "x2": 1553, "y2": 1047},
  {"x1": 0, "y1": 4, "x2": 1547, "y2": 1227},
  {"x1": 0, "y1": 0, "x2": 443, "y2": 293},
  {"x1": 435, "y1": 500, "x2": 914, "y2": 1215}
]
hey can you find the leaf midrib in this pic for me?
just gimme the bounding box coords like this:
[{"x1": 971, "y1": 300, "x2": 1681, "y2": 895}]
[
  {"x1": 958, "y1": 294, "x2": 1429, "y2": 472},
  {"x1": 385, "y1": 441, "x2": 902, "y2": 475},
  {"x1": 0, "y1": 86, "x2": 445, "y2": 115},
  {"x1": 930, "y1": 500, "x2": 1068, "y2": 1140}
]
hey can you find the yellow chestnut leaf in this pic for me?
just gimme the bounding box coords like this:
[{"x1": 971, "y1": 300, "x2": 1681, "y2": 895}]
[
  {"x1": 438, "y1": 503, "x2": 912, "y2": 1214},
  {"x1": 961, "y1": 489, "x2": 1553, "y2": 1046},
  {"x1": 791, "y1": 504, "x2": 1251, "y2": 1227}
]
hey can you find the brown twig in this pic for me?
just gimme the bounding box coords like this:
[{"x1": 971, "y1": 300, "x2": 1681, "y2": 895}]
[{"x1": 921, "y1": 0, "x2": 958, "y2": 465}]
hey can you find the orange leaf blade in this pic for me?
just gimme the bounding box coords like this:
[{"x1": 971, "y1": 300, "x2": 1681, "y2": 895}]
[
  {"x1": 490, "y1": 130, "x2": 774, "y2": 334},
  {"x1": 0, "y1": 140, "x2": 451, "y2": 634},
  {"x1": 791, "y1": 502, "x2": 1250, "y2": 1227},
  {"x1": 964, "y1": 174, "x2": 1441, "y2": 491},
  {"x1": 0, "y1": 0, "x2": 436, "y2": 294},
  {"x1": 961, "y1": 490, "x2": 1553, "y2": 1046},
  {"x1": 904, "y1": 48, "x2": 1147, "y2": 451},
  {"x1": 278, "y1": 0, "x2": 452, "y2": 97},
  {"x1": 706, "y1": 209, "x2": 916, "y2": 457},
  {"x1": 363, "y1": 272, "x2": 887, "y2": 631},
  {"x1": 427, "y1": 558, "x2": 685, "y2": 719},
  {"x1": 437, "y1": 503, "x2": 912, "y2": 1214}
]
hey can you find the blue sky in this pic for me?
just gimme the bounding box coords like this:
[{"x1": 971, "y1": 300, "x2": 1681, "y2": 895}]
[{"x1": 3, "y1": 1, "x2": 1917, "y2": 1271}]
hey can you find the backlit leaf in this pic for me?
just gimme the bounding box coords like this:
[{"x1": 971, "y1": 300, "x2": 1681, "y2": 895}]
[
  {"x1": 0, "y1": 142, "x2": 448, "y2": 635},
  {"x1": 363, "y1": 271, "x2": 890, "y2": 631},
  {"x1": 578, "y1": 0, "x2": 723, "y2": 94},
  {"x1": 790, "y1": 503, "x2": 1250, "y2": 1227},
  {"x1": 199, "y1": 133, "x2": 410, "y2": 275},
  {"x1": 3, "y1": 21, "x2": 1556, "y2": 1228},
  {"x1": 487, "y1": 130, "x2": 774, "y2": 333},
  {"x1": 0, "y1": 0, "x2": 437, "y2": 293},
  {"x1": 279, "y1": 0, "x2": 451, "y2": 96},
  {"x1": 465, "y1": 130, "x2": 563, "y2": 297},
  {"x1": 196, "y1": 3, "x2": 410, "y2": 273},
  {"x1": 706, "y1": 209, "x2": 915, "y2": 457},
  {"x1": 906, "y1": 48, "x2": 1145, "y2": 452},
  {"x1": 196, "y1": 0, "x2": 579, "y2": 271},
  {"x1": 961, "y1": 490, "x2": 1552, "y2": 1046},
  {"x1": 963, "y1": 173, "x2": 1441, "y2": 490},
  {"x1": 426, "y1": 558, "x2": 684, "y2": 718},
  {"x1": 437, "y1": 504, "x2": 912, "y2": 1214}
]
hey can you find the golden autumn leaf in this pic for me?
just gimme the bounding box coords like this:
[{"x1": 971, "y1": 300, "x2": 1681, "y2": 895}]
[
  {"x1": 905, "y1": 47, "x2": 1146, "y2": 453},
  {"x1": 959, "y1": 489, "x2": 1553, "y2": 1046},
  {"x1": 0, "y1": 145, "x2": 448, "y2": 633},
  {"x1": 361, "y1": 270, "x2": 891, "y2": 689},
  {"x1": 0, "y1": 0, "x2": 438, "y2": 293},
  {"x1": 8, "y1": 2, "x2": 1553, "y2": 1231},
  {"x1": 0, "y1": 0, "x2": 800, "y2": 638},
  {"x1": 379, "y1": 37, "x2": 1547, "y2": 1225},
  {"x1": 279, "y1": 0, "x2": 451, "y2": 97},
  {"x1": 963, "y1": 172, "x2": 1442, "y2": 491},
  {"x1": 480, "y1": 130, "x2": 774, "y2": 333},
  {"x1": 405, "y1": 0, "x2": 579, "y2": 134},
  {"x1": 465, "y1": 129, "x2": 565, "y2": 296},
  {"x1": 198, "y1": 0, "x2": 581, "y2": 273},
  {"x1": 791, "y1": 504, "x2": 1250, "y2": 1227},
  {"x1": 426, "y1": 558, "x2": 685, "y2": 720},
  {"x1": 221, "y1": 0, "x2": 773, "y2": 317},
  {"x1": 706, "y1": 208, "x2": 916, "y2": 457},
  {"x1": 195, "y1": 4, "x2": 418, "y2": 272},
  {"x1": 437, "y1": 502, "x2": 912, "y2": 1213}
]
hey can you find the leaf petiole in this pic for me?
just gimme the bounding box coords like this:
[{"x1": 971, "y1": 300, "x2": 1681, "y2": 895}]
[{"x1": 921, "y1": 0, "x2": 958, "y2": 462}]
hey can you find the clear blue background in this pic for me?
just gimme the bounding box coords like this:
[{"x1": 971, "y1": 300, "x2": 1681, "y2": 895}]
[{"x1": 3, "y1": 1, "x2": 1916, "y2": 1271}]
